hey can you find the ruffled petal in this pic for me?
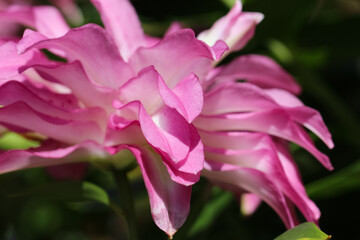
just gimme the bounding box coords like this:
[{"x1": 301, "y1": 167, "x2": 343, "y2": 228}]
[
  {"x1": 202, "y1": 82, "x2": 333, "y2": 149},
  {"x1": 198, "y1": 1, "x2": 263, "y2": 54},
  {"x1": 274, "y1": 139, "x2": 321, "y2": 223},
  {"x1": 160, "y1": 123, "x2": 203, "y2": 186},
  {"x1": 210, "y1": 40, "x2": 229, "y2": 61},
  {"x1": 32, "y1": 61, "x2": 117, "y2": 111},
  {"x1": 115, "y1": 145, "x2": 191, "y2": 238},
  {"x1": 159, "y1": 73, "x2": 203, "y2": 123},
  {"x1": 17, "y1": 24, "x2": 134, "y2": 89},
  {"x1": 198, "y1": 0, "x2": 243, "y2": 46},
  {"x1": 0, "y1": 41, "x2": 52, "y2": 82},
  {"x1": 0, "y1": 81, "x2": 107, "y2": 127},
  {"x1": 113, "y1": 101, "x2": 203, "y2": 185},
  {"x1": 119, "y1": 66, "x2": 203, "y2": 122},
  {"x1": 129, "y1": 29, "x2": 215, "y2": 87},
  {"x1": 195, "y1": 109, "x2": 333, "y2": 170},
  {"x1": 202, "y1": 130, "x2": 321, "y2": 223},
  {"x1": 139, "y1": 105, "x2": 203, "y2": 185},
  {"x1": 0, "y1": 5, "x2": 69, "y2": 38},
  {"x1": 91, "y1": 0, "x2": 145, "y2": 61},
  {"x1": 202, "y1": 82, "x2": 277, "y2": 115},
  {"x1": 20, "y1": 80, "x2": 80, "y2": 110},
  {"x1": 286, "y1": 107, "x2": 334, "y2": 149},
  {"x1": 0, "y1": 140, "x2": 108, "y2": 174},
  {"x1": 203, "y1": 160, "x2": 295, "y2": 229},
  {"x1": 208, "y1": 54, "x2": 301, "y2": 94},
  {"x1": 0, "y1": 102, "x2": 104, "y2": 144},
  {"x1": 106, "y1": 120, "x2": 146, "y2": 146},
  {"x1": 140, "y1": 107, "x2": 188, "y2": 163},
  {"x1": 199, "y1": 130, "x2": 269, "y2": 151},
  {"x1": 264, "y1": 88, "x2": 304, "y2": 107},
  {"x1": 117, "y1": 66, "x2": 164, "y2": 115}
]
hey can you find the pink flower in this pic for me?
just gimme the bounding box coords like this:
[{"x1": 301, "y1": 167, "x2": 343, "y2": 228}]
[{"x1": 0, "y1": 0, "x2": 333, "y2": 237}]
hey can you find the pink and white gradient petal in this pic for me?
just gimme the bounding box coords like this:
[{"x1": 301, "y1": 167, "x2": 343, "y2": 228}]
[
  {"x1": 32, "y1": 61, "x2": 118, "y2": 112},
  {"x1": 129, "y1": 29, "x2": 216, "y2": 88},
  {"x1": 0, "y1": 5, "x2": 69, "y2": 38},
  {"x1": 17, "y1": 24, "x2": 134, "y2": 89},
  {"x1": 0, "y1": 140, "x2": 108, "y2": 174},
  {"x1": 203, "y1": 160, "x2": 295, "y2": 229},
  {"x1": 207, "y1": 55, "x2": 301, "y2": 94},
  {"x1": 0, "y1": 102, "x2": 104, "y2": 145},
  {"x1": 241, "y1": 193, "x2": 262, "y2": 216},
  {"x1": 0, "y1": 41, "x2": 52, "y2": 82},
  {"x1": 115, "y1": 145, "x2": 191, "y2": 238},
  {"x1": 114, "y1": 100, "x2": 203, "y2": 186},
  {"x1": 91, "y1": 0, "x2": 146, "y2": 61},
  {"x1": 198, "y1": 1, "x2": 263, "y2": 55},
  {"x1": 195, "y1": 109, "x2": 332, "y2": 170}
]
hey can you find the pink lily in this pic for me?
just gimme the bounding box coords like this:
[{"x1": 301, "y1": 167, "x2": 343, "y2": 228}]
[{"x1": 0, "y1": 0, "x2": 333, "y2": 237}]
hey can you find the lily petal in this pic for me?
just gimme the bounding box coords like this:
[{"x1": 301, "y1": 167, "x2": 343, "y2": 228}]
[
  {"x1": 0, "y1": 5, "x2": 69, "y2": 38},
  {"x1": 17, "y1": 24, "x2": 134, "y2": 89},
  {"x1": 208, "y1": 54, "x2": 301, "y2": 94},
  {"x1": 129, "y1": 29, "x2": 215, "y2": 88},
  {"x1": 203, "y1": 160, "x2": 295, "y2": 229},
  {"x1": 114, "y1": 145, "x2": 191, "y2": 238},
  {"x1": 119, "y1": 66, "x2": 203, "y2": 123},
  {"x1": 241, "y1": 193, "x2": 262, "y2": 216},
  {"x1": 274, "y1": 139, "x2": 321, "y2": 223},
  {"x1": 91, "y1": 0, "x2": 145, "y2": 61},
  {"x1": 202, "y1": 82, "x2": 277, "y2": 115},
  {"x1": 20, "y1": 80, "x2": 80, "y2": 110},
  {"x1": 32, "y1": 61, "x2": 117, "y2": 111},
  {"x1": 195, "y1": 109, "x2": 333, "y2": 170},
  {"x1": 0, "y1": 41, "x2": 51, "y2": 82},
  {"x1": 0, "y1": 80, "x2": 107, "y2": 127},
  {"x1": 202, "y1": 82, "x2": 333, "y2": 149},
  {"x1": 264, "y1": 88, "x2": 304, "y2": 107},
  {"x1": 286, "y1": 107, "x2": 334, "y2": 149},
  {"x1": 159, "y1": 73, "x2": 203, "y2": 123},
  {"x1": 113, "y1": 101, "x2": 203, "y2": 185},
  {"x1": 202, "y1": 131, "x2": 321, "y2": 223},
  {"x1": 199, "y1": 130, "x2": 270, "y2": 151},
  {"x1": 118, "y1": 66, "x2": 164, "y2": 115},
  {"x1": 198, "y1": 1, "x2": 263, "y2": 54},
  {"x1": 0, "y1": 140, "x2": 108, "y2": 174},
  {"x1": 0, "y1": 102, "x2": 104, "y2": 145}
]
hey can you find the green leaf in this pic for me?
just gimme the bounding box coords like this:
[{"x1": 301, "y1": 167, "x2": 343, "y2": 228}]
[
  {"x1": 274, "y1": 222, "x2": 330, "y2": 240},
  {"x1": 306, "y1": 160, "x2": 360, "y2": 199},
  {"x1": 8, "y1": 181, "x2": 110, "y2": 205}
]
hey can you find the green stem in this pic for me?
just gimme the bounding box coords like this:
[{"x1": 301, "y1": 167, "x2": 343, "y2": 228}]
[{"x1": 112, "y1": 168, "x2": 139, "y2": 240}]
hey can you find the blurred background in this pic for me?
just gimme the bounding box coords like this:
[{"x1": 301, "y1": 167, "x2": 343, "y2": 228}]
[{"x1": 0, "y1": 0, "x2": 359, "y2": 239}]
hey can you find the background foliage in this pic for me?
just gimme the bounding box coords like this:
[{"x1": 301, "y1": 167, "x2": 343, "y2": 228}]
[{"x1": 0, "y1": 0, "x2": 359, "y2": 239}]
